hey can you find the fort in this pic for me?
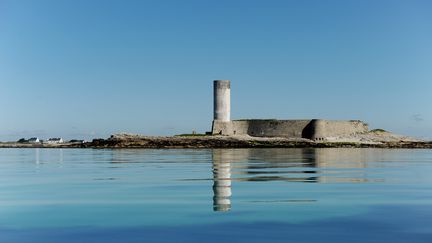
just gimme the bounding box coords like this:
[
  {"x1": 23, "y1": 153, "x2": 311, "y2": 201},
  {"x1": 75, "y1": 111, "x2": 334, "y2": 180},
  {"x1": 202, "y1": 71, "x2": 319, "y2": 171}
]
[
  {"x1": 1, "y1": 80, "x2": 429, "y2": 149},
  {"x1": 211, "y1": 80, "x2": 369, "y2": 141}
]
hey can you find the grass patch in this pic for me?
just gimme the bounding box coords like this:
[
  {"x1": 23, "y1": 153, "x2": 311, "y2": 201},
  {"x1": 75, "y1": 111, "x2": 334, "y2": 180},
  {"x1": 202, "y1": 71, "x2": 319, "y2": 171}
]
[
  {"x1": 174, "y1": 133, "x2": 208, "y2": 137},
  {"x1": 370, "y1": 129, "x2": 387, "y2": 133}
]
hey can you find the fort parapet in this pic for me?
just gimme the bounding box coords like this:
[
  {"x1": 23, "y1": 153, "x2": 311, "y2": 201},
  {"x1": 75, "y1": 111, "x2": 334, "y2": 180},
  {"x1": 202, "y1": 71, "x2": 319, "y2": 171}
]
[{"x1": 211, "y1": 80, "x2": 369, "y2": 140}]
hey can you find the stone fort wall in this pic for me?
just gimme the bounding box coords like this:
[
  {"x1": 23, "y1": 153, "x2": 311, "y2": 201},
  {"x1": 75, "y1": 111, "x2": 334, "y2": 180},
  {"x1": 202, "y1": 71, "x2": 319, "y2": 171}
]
[{"x1": 211, "y1": 119, "x2": 368, "y2": 140}]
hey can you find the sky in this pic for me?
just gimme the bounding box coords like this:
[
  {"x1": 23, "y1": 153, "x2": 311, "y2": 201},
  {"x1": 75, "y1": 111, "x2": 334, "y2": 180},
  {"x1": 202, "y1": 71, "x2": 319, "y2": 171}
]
[{"x1": 0, "y1": 0, "x2": 431, "y2": 141}]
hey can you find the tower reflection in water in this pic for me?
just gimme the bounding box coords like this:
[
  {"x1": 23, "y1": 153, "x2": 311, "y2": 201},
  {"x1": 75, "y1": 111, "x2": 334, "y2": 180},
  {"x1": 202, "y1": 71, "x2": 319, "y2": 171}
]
[
  {"x1": 211, "y1": 148, "x2": 385, "y2": 212},
  {"x1": 212, "y1": 149, "x2": 232, "y2": 212}
]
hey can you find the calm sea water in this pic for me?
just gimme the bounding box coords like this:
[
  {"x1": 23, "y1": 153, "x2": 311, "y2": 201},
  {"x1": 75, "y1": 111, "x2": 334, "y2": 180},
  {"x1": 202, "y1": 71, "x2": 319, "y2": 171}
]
[{"x1": 1, "y1": 148, "x2": 432, "y2": 242}]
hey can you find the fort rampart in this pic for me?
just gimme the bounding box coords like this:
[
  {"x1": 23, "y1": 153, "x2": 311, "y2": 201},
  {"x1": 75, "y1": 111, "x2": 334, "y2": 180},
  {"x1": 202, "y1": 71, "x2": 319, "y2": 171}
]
[{"x1": 212, "y1": 119, "x2": 368, "y2": 141}]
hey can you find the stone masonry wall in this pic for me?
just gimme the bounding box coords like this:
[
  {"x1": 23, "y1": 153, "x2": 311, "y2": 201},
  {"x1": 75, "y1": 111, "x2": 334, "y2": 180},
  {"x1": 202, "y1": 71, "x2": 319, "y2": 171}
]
[{"x1": 212, "y1": 119, "x2": 368, "y2": 140}]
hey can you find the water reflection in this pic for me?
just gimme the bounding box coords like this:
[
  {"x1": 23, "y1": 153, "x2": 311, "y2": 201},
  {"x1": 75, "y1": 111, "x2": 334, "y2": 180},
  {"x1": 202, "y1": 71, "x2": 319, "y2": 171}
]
[
  {"x1": 238, "y1": 149, "x2": 318, "y2": 183},
  {"x1": 211, "y1": 148, "x2": 390, "y2": 211},
  {"x1": 212, "y1": 150, "x2": 232, "y2": 212},
  {"x1": 211, "y1": 148, "x2": 388, "y2": 183},
  {"x1": 34, "y1": 148, "x2": 64, "y2": 165},
  {"x1": 1, "y1": 147, "x2": 430, "y2": 232},
  {"x1": 35, "y1": 148, "x2": 40, "y2": 164}
]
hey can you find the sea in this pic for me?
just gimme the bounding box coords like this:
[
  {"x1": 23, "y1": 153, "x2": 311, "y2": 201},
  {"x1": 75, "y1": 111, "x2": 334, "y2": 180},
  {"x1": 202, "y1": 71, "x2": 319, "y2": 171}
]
[{"x1": 0, "y1": 148, "x2": 432, "y2": 243}]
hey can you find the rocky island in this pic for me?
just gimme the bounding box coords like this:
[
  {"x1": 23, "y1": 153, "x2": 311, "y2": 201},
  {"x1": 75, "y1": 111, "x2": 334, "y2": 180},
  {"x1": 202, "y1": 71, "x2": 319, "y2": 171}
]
[
  {"x1": 84, "y1": 131, "x2": 432, "y2": 149},
  {"x1": 2, "y1": 130, "x2": 431, "y2": 149},
  {"x1": 1, "y1": 80, "x2": 430, "y2": 149}
]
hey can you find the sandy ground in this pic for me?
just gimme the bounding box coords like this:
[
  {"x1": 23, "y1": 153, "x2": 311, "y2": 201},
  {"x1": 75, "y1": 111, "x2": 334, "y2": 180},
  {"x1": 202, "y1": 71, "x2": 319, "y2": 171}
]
[
  {"x1": 324, "y1": 130, "x2": 422, "y2": 144},
  {"x1": 110, "y1": 130, "x2": 423, "y2": 144}
]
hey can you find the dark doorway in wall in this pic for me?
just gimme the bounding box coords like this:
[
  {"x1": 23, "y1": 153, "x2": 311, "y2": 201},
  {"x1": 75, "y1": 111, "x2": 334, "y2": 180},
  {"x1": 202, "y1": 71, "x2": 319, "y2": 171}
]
[{"x1": 302, "y1": 120, "x2": 316, "y2": 140}]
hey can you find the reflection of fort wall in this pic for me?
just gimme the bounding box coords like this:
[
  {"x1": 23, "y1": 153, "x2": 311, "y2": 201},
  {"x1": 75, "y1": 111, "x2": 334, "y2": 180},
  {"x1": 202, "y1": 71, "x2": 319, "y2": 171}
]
[
  {"x1": 311, "y1": 148, "x2": 399, "y2": 183},
  {"x1": 313, "y1": 149, "x2": 368, "y2": 168},
  {"x1": 312, "y1": 148, "x2": 369, "y2": 183},
  {"x1": 212, "y1": 149, "x2": 318, "y2": 183},
  {"x1": 212, "y1": 148, "x2": 390, "y2": 169},
  {"x1": 211, "y1": 148, "x2": 394, "y2": 188},
  {"x1": 311, "y1": 148, "x2": 405, "y2": 167}
]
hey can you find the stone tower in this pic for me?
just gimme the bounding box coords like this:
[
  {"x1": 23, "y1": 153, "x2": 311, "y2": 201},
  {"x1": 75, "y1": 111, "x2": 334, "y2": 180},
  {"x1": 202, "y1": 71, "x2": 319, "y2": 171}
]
[{"x1": 213, "y1": 80, "x2": 231, "y2": 122}]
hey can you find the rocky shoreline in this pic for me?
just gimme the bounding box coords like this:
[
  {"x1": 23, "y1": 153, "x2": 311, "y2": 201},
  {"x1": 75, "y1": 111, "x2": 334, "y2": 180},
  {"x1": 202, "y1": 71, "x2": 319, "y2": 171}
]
[
  {"x1": 2, "y1": 133, "x2": 431, "y2": 149},
  {"x1": 86, "y1": 134, "x2": 432, "y2": 149}
]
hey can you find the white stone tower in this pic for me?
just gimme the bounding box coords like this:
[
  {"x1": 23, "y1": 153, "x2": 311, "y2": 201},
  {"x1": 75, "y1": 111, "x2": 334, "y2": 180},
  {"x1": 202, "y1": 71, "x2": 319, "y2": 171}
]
[{"x1": 213, "y1": 80, "x2": 231, "y2": 122}]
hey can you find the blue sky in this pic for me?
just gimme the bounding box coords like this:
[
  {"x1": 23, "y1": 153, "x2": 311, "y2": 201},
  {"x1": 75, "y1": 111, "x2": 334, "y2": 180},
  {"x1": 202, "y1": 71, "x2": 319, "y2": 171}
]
[{"x1": 0, "y1": 0, "x2": 431, "y2": 141}]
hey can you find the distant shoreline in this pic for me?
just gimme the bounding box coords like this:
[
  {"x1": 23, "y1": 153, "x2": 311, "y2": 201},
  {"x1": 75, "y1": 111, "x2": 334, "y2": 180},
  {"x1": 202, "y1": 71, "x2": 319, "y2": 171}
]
[{"x1": 1, "y1": 134, "x2": 431, "y2": 149}]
